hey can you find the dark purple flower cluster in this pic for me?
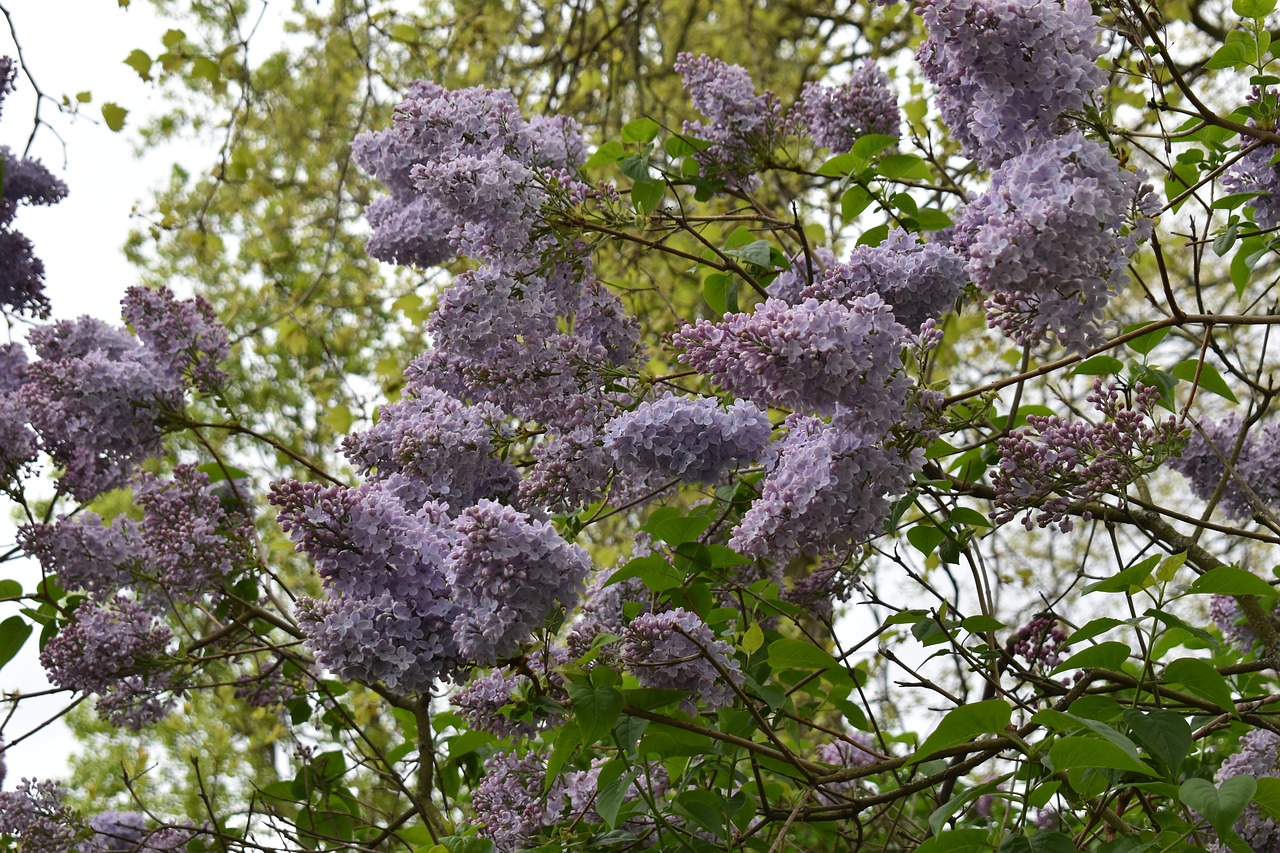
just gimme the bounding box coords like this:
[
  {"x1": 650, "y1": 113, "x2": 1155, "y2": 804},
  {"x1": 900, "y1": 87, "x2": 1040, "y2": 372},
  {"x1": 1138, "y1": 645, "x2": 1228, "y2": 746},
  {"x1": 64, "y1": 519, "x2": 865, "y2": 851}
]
[
  {"x1": 0, "y1": 57, "x2": 67, "y2": 318},
  {"x1": 799, "y1": 59, "x2": 899, "y2": 152},
  {"x1": 916, "y1": 0, "x2": 1106, "y2": 167},
  {"x1": 121, "y1": 286, "x2": 229, "y2": 393},
  {"x1": 449, "y1": 500, "x2": 591, "y2": 666},
  {"x1": 40, "y1": 596, "x2": 174, "y2": 727},
  {"x1": 603, "y1": 394, "x2": 773, "y2": 483},
  {"x1": 1011, "y1": 613, "x2": 1069, "y2": 671},
  {"x1": 675, "y1": 295, "x2": 913, "y2": 426},
  {"x1": 1169, "y1": 416, "x2": 1280, "y2": 522},
  {"x1": 796, "y1": 228, "x2": 966, "y2": 331},
  {"x1": 729, "y1": 414, "x2": 920, "y2": 560},
  {"x1": 992, "y1": 382, "x2": 1182, "y2": 532},
  {"x1": 0, "y1": 779, "x2": 82, "y2": 853},
  {"x1": 953, "y1": 133, "x2": 1157, "y2": 351},
  {"x1": 675, "y1": 53, "x2": 783, "y2": 185},
  {"x1": 620, "y1": 607, "x2": 743, "y2": 711},
  {"x1": 1215, "y1": 729, "x2": 1280, "y2": 849},
  {"x1": 341, "y1": 387, "x2": 520, "y2": 512}
]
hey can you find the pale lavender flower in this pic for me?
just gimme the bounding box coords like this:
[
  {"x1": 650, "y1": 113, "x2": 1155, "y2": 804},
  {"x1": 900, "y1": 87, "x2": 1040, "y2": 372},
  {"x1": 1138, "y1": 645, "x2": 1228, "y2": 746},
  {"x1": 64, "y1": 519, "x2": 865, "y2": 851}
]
[
  {"x1": 0, "y1": 780, "x2": 82, "y2": 853},
  {"x1": 799, "y1": 60, "x2": 899, "y2": 152},
  {"x1": 19, "y1": 513, "x2": 143, "y2": 599},
  {"x1": 518, "y1": 427, "x2": 614, "y2": 514},
  {"x1": 472, "y1": 751, "x2": 566, "y2": 851},
  {"x1": 121, "y1": 286, "x2": 229, "y2": 393},
  {"x1": 621, "y1": 608, "x2": 744, "y2": 711},
  {"x1": 1169, "y1": 416, "x2": 1280, "y2": 522},
  {"x1": 1215, "y1": 729, "x2": 1280, "y2": 849},
  {"x1": 675, "y1": 53, "x2": 783, "y2": 185}
]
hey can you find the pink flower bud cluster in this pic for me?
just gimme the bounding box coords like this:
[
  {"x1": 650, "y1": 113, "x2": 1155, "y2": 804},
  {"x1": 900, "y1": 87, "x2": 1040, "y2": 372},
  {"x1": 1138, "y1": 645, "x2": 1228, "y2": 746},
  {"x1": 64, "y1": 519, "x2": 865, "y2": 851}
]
[{"x1": 1011, "y1": 613, "x2": 1069, "y2": 671}]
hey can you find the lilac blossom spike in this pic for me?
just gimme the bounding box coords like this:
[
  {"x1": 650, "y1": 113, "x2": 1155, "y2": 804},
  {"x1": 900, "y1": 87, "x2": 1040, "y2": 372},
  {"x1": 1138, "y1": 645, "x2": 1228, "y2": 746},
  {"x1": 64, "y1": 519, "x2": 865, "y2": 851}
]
[
  {"x1": 675, "y1": 53, "x2": 783, "y2": 185},
  {"x1": 621, "y1": 608, "x2": 744, "y2": 711},
  {"x1": 799, "y1": 59, "x2": 900, "y2": 152}
]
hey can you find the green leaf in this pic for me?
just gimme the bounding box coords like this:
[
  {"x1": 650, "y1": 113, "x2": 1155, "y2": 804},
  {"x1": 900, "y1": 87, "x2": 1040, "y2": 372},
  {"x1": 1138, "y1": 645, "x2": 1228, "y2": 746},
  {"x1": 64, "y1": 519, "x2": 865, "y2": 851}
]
[
  {"x1": 0, "y1": 616, "x2": 32, "y2": 672},
  {"x1": 916, "y1": 208, "x2": 953, "y2": 231},
  {"x1": 1181, "y1": 776, "x2": 1256, "y2": 836},
  {"x1": 1124, "y1": 709, "x2": 1192, "y2": 777},
  {"x1": 389, "y1": 23, "x2": 419, "y2": 43},
  {"x1": 962, "y1": 615, "x2": 1004, "y2": 633},
  {"x1": 915, "y1": 829, "x2": 991, "y2": 853},
  {"x1": 1067, "y1": 618, "x2": 1127, "y2": 644},
  {"x1": 767, "y1": 638, "x2": 841, "y2": 672},
  {"x1": 910, "y1": 700, "x2": 1012, "y2": 764},
  {"x1": 1254, "y1": 777, "x2": 1280, "y2": 819},
  {"x1": 702, "y1": 272, "x2": 732, "y2": 315},
  {"x1": 642, "y1": 507, "x2": 712, "y2": 545},
  {"x1": 1052, "y1": 642, "x2": 1130, "y2": 675},
  {"x1": 1073, "y1": 355, "x2": 1124, "y2": 376},
  {"x1": 101, "y1": 102, "x2": 128, "y2": 132},
  {"x1": 723, "y1": 239, "x2": 773, "y2": 268},
  {"x1": 1234, "y1": 0, "x2": 1277, "y2": 18},
  {"x1": 1213, "y1": 192, "x2": 1262, "y2": 211},
  {"x1": 567, "y1": 683, "x2": 624, "y2": 746},
  {"x1": 1187, "y1": 567, "x2": 1277, "y2": 597},
  {"x1": 606, "y1": 555, "x2": 683, "y2": 593},
  {"x1": 1000, "y1": 832, "x2": 1076, "y2": 853},
  {"x1": 949, "y1": 507, "x2": 992, "y2": 528},
  {"x1": 741, "y1": 622, "x2": 764, "y2": 654},
  {"x1": 1048, "y1": 736, "x2": 1158, "y2": 776},
  {"x1": 851, "y1": 134, "x2": 899, "y2": 159},
  {"x1": 1164, "y1": 657, "x2": 1235, "y2": 711},
  {"x1": 595, "y1": 764, "x2": 635, "y2": 830},
  {"x1": 617, "y1": 155, "x2": 653, "y2": 183},
  {"x1": 123, "y1": 49, "x2": 152, "y2": 81},
  {"x1": 621, "y1": 117, "x2": 660, "y2": 144},
  {"x1": 1124, "y1": 323, "x2": 1171, "y2": 355},
  {"x1": 1171, "y1": 360, "x2": 1238, "y2": 403},
  {"x1": 1232, "y1": 236, "x2": 1267, "y2": 297},
  {"x1": 1205, "y1": 40, "x2": 1252, "y2": 70},
  {"x1": 877, "y1": 153, "x2": 932, "y2": 181},
  {"x1": 908, "y1": 525, "x2": 947, "y2": 556},
  {"x1": 1084, "y1": 554, "x2": 1161, "y2": 594},
  {"x1": 584, "y1": 140, "x2": 625, "y2": 169},
  {"x1": 631, "y1": 180, "x2": 664, "y2": 213},
  {"x1": 0, "y1": 579, "x2": 22, "y2": 600},
  {"x1": 931, "y1": 775, "x2": 1011, "y2": 836},
  {"x1": 841, "y1": 186, "x2": 874, "y2": 220},
  {"x1": 544, "y1": 720, "x2": 581, "y2": 791},
  {"x1": 857, "y1": 223, "x2": 889, "y2": 247}
]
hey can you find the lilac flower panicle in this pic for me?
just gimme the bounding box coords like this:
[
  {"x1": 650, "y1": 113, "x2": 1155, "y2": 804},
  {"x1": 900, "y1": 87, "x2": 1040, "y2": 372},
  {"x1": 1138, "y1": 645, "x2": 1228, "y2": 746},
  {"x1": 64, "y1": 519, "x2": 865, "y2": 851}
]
[
  {"x1": 0, "y1": 780, "x2": 82, "y2": 853},
  {"x1": 518, "y1": 427, "x2": 613, "y2": 514},
  {"x1": 992, "y1": 382, "x2": 1182, "y2": 532},
  {"x1": 0, "y1": 100, "x2": 68, "y2": 317},
  {"x1": 1210, "y1": 594, "x2": 1258, "y2": 650},
  {"x1": 448, "y1": 500, "x2": 591, "y2": 665},
  {"x1": 1168, "y1": 416, "x2": 1280, "y2": 521},
  {"x1": 1011, "y1": 614, "x2": 1069, "y2": 670},
  {"x1": 799, "y1": 228, "x2": 966, "y2": 330},
  {"x1": 1222, "y1": 128, "x2": 1280, "y2": 231},
  {"x1": 621, "y1": 608, "x2": 744, "y2": 711},
  {"x1": 800, "y1": 60, "x2": 900, "y2": 152},
  {"x1": 953, "y1": 133, "x2": 1158, "y2": 351},
  {"x1": 341, "y1": 387, "x2": 520, "y2": 512},
  {"x1": 767, "y1": 247, "x2": 837, "y2": 304},
  {"x1": 729, "y1": 414, "x2": 920, "y2": 560},
  {"x1": 603, "y1": 394, "x2": 773, "y2": 483},
  {"x1": 675, "y1": 295, "x2": 914, "y2": 426},
  {"x1": 19, "y1": 513, "x2": 143, "y2": 599},
  {"x1": 1216, "y1": 729, "x2": 1280, "y2": 848},
  {"x1": 452, "y1": 649, "x2": 567, "y2": 739},
  {"x1": 572, "y1": 280, "x2": 643, "y2": 368},
  {"x1": 674, "y1": 53, "x2": 783, "y2": 185},
  {"x1": 121, "y1": 286, "x2": 230, "y2": 393},
  {"x1": 916, "y1": 0, "x2": 1106, "y2": 167},
  {"x1": 472, "y1": 751, "x2": 566, "y2": 852}
]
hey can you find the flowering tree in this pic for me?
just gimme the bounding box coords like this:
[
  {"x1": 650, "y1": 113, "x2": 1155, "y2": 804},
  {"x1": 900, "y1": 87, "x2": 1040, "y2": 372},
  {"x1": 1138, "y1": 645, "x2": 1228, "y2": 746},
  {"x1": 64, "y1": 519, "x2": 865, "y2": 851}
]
[{"x1": 7, "y1": 1, "x2": 1280, "y2": 851}]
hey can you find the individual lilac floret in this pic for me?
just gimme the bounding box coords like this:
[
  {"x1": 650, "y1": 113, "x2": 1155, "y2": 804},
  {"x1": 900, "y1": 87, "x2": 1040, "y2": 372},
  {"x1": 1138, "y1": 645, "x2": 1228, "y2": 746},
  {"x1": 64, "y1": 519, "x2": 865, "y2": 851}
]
[
  {"x1": 799, "y1": 59, "x2": 899, "y2": 152},
  {"x1": 621, "y1": 608, "x2": 744, "y2": 712},
  {"x1": 953, "y1": 133, "x2": 1157, "y2": 352},
  {"x1": 0, "y1": 779, "x2": 82, "y2": 853},
  {"x1": 22, "y1": 317, "x2": 183, "y2": 501},
  {"x1": 1169, "y1": 416, "x2": 1280, "y2": 522},
  {"x1": 798, "y1": 228, "x2": 966, "y2": 330},
  {"x1": 472, "y1": 751, "x2": 566, "y2": 852},
  {"x1": 40, "y1": 596, "x2": 175, "y2": 728},
  {"x1": 1011, "y1": 613, "x2": 1070, "y2": 671},
  {"x1": 675, "y1": 53, "x2": 783, "y2": 185},
  {"x1": 121, "y1": 286, "x2": 229, "y2": 393},
  {"x1": 341, "y1": 387, "x2": 520, "y2": 512},
  {"x1": 675, "y1": 296, "x2": 914, "y2": 426},
  {"x1": 448, "y1": 500, "x2": 591, "y2": 666},
  {"x1": 1215, "y1": 729, "x2": 1280, "y2": 849},
  {"x1": 603, "y1": 394, "x2": 773, "y2": 483},
  {"x1": 992, "y1": 382, "x2": 1183, "y2": 532},
  {"x1": 729, "y1": 413, "x2": 920, "y2": 560},
  {"x1": 916, "y1": 0, "x2": 1106, "y2": 167}
]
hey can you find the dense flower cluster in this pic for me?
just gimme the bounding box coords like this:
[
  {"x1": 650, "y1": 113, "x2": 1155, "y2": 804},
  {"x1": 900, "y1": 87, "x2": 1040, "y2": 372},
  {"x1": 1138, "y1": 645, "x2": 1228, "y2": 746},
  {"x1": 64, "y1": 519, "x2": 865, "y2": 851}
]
[
  {"x1": 675, "y1": 296, "x2": 913, "y2": 425},
  {"x1": 1215, "y1": 729, "x2": 1280, "y2": 848},
  {"x1": 472, "y1": 751, "x2": 566, "y2": 852},
  {"x1": 916, "y1": 0, "x2": 1106, "y2": 167},
  {"x1": 0, "y1": 56, "x2": 67, "y2": 318},
  {"x1": 799, "y1": 59, "x2": 899, "y2": 152},
  {"x1": 517, "y1": 427, "x2": 613, "y2": 513},
  {"x1": 953, "y1": 133, "x2": 1157, "y2": 351},
  {"x1": 1011, "y1": 613, "x2": 1069, "y2": 671},
  {"x1": 603, "y1": 394, "x2": 773, "y2": 483},
  {"x1": 121, "y1": 286, "x2": 229, "y2": 393},
  {"x1": 621, "y1": 608, "x2": 743, "y2": 711},
  {"x1": 448, "y1": 500, "x2": 591, "y2": 665},
  {"x1": 452, "y1": 649, "x2": 567, "y2": 738},
  {"x1": 0, "y1": 780, "x2": 82, "y2": 853},
  {"x1": 675, "y1": 53, "x2": 782, "y2": 184},
  {"x1": 730, "y1": 414, "x2": 920, "y2": 560},
  {"x1": 565, "y1": 567, "x2": 649, "y2": 663},
  {"x1": 1169, "y1": 416, "x2": 1280, "y2": 521},
  {"x1": 19, "y1": 512, "x2": 141, "y2": 599},
  {"x1": 796, "y1": 228, "x2": 966, "y2": 331},
  {"x1": 992, "y1": 382, "x2": 1180, "y2": 532}
]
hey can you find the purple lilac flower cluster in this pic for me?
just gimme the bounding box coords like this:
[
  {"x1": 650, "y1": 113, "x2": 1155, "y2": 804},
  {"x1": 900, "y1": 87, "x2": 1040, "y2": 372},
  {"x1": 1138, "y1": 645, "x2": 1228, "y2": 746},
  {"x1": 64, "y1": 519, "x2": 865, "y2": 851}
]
[
  {"x1": 1011, "y1": 613, "x2": 1069, "y2": 671},
  {"x1": 1169, "y1": 416, "x2": 1280, "y2": 521},
  {"x1": 675, "y1": 295, "x2": 913, "y2": 427},
  {"x1": 954, "y1": 133, "x2": 1157, "y2": 352},
  {"x1": 517, "y1": 427, "x2": 614, "y2": 513},
  {"x1": 19, "y1": 512, "x2": 140, "y2": 599},
  {"x1": 795, "y1": 228, "x2": 966, "y2": 331},
  {"x1": 815, "y1": 732, "x2": 882, "y2": 803},
  {"x1": 79, "y1": 812, "x2": 196, "y2": 853},
  {"x1": 1215, "y1": 729, "x2": 1280, "y2": 849},
  {"x1": 472, "y1": 751, "x2": 566, "y2": 852},
  {"x1": 121, "y1": 286, "x2": 229, "y2": 393},
  {"x1": 1209, "y1": 595, "x2": 1260, "y2": 650},
  {"x1": 916, "y1": 0, "x2": 1106, "y2": 168},
  {"x1": 799, "y1": 59, "x2": 899, "y2": 152},
  {"x1": 449, "y1": 500, "x2": 591, "y2": 665},
  {"x1": 564, "y1": 566, "x2": 649, "y2": 663},
  {"x1": 729, "y1": 414, "x2": 920, "y2": 560},
  {"x1": 620, "y1": 608, "x2": 744, "y2": 712},
  {"x1": 992, "y1": 382, "x2": 1181, "y2": 532},
  {"x1": 766, "y1": 247, "x2": 837, "y2": 303},
  {"x1": 674, "y1": 53, "x2": 783, "y2": 186},
  {"x1": 39, "y1": 596, "x2": 175, "y2": 728},
  {"x1": 452, "y1": 648, "x2": 567, "y2": 739},
  {"x1": 1223, "y1": 134, "x2": 1280, "y2": 231},
  {"x1": 0, "y1": 56, "x2": 67, "y2": 318},
  {"x1": 603, "y1": 394, "x2": 773, "y2": 484},
  {"x1": 0, "y1": 780, "x2": 82, "y2": 853}
]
